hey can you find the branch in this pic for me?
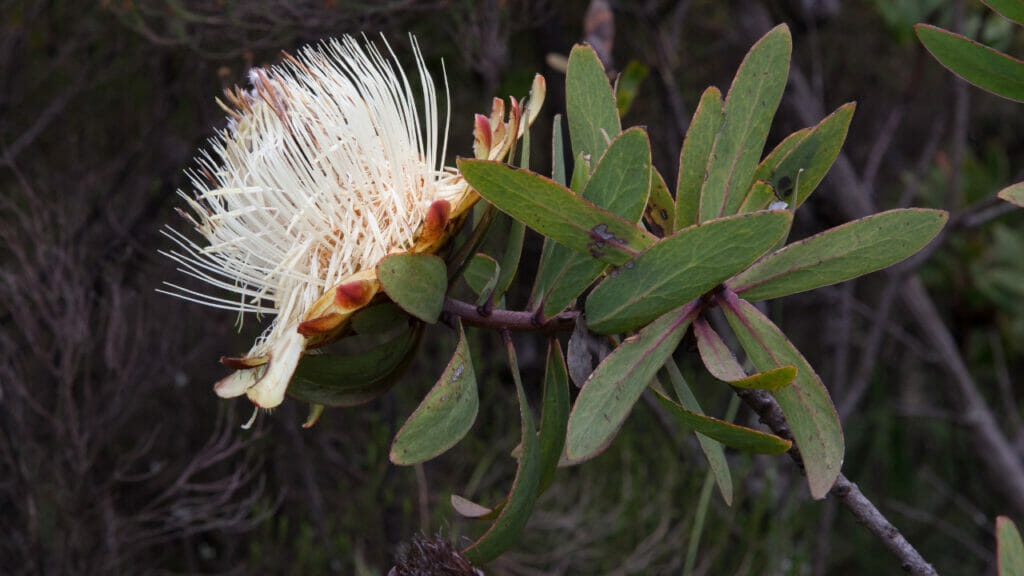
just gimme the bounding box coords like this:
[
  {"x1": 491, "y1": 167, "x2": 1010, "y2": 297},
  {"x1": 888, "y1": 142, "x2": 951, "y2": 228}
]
[
  {"x1": 442, "y1": 297, "x2": 578, "y2": 333},
  {"x1": 734, "y1": 387, "x2": 938, "y2": 576}
]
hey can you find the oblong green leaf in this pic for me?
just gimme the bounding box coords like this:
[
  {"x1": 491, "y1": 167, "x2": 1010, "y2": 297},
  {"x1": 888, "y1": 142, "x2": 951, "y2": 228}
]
[
  {"x1": 983, "y1": 0, "x2": 1024, "y2": 26},
  {"x1": 729, "y1": 208, "x2": 948, "y2": 301},
  {"x1": 752, "y1": 103, "x2": 855, "y2": 209},
  {"x1": 722, "y1": 294, "x2": 843, "y2": 499},
  {"x1": 999, "y1": 182, "x2": 1024, "y2": 207},
  {"x1": 528, "y1": 150, "x2": 593, "y2": 311},
  {"x1": 652, "y1": 389, "x2": 792, "y2": 455},
  {"x1": 586, "y1": 210, "x2": 792, "y2": 335},
  {"x1": 459, "y1": 159, "x2": 656, "y2": 267},
  {"x1": 538, "y1": 339, "x2": 570, "y2": 491},
  {"x1": 694, "y1": 316, "x2": 747, "y2": 382},
  {"x1": 464, "y1": 253, "x2": 500, "y2": 298},
  {"x1": 738, "y1": 180, "x2": 781, "y2": 214},
  {"x1": 616, "y1": 59, "x2": 649, "y2": 117},
  {"x1": 916, "y1": 24, "x2": 1024, "y2": 102},
  {"x1": 731, "y1": 366, "x2": 797, "y2": 391},
  {"x1": 566, "y1": 43, "x2": 621, "y2": 165},
  {"x1": 566, "y1": 303, "x2": 698, "y2": 463},
  {"x1": 699, "y1": 24, "x2": 792, "y2": 221},
  {"x1": 661, "y1": 359, "x2": 733, "y2": 504},
  {"x1": 463, "y1": 332, "x2": 541, "y2": 564},
  {"x1": 495, "y1": 218, "x2": 525, "y2": 303},
  {"x1": 378, "y1": 253, "x2": 447, "y2": 323},
  {"x1": 390, "y1": 321, "x2": 478, "y2": 465},
  {"x1": 532, "y1": 128, "x2": 653, "y2": 317},
  {"x1": 998, "y1": 516, "x2": 1024, "y2": 576},
  {"x1": 288, "y1": 324, "x2": 422, "y2": 407},
  {"x1": 676, "y1": 86, "x2": 724, "y2": 230}
]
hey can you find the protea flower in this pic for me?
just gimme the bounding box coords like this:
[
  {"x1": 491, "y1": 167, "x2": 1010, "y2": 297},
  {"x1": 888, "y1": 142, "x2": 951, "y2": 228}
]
[{"x1": 162, "y1": 35, "x2": 543, "y2": 418}]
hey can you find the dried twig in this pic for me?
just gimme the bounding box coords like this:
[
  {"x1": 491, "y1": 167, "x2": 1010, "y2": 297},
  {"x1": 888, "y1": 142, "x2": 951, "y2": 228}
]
[{"x1": 735, "y1": 388, "x2": 938, "y2": 576}]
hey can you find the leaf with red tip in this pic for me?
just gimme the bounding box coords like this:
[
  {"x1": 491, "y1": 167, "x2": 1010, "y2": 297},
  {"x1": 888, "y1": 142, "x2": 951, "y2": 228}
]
[
  {"x1": 694, "y1": 317, "x2": 796, "y2": 390},
  {"x1": 459, "y1": 159, "x2": 656, "y2": 267},
  {"x1": 699, "y1": 25, "x2": 791, "y2": 221},
  {"x1": 566, "y1": 303, "x2": 699, "y2": 463},
  {"x1": 566, "y1": 43, "x2": 621, "y2": 165},
  {"x1": 916, "y1": 24, "x2": 1024, "y2": 102},
  {"x1": 729, "y1": 209, "x2": 948, "y2": 302},
  {"x1": 721, "y1": 293, "x2": 843, "y2": 499},
  {"x1": 676, "y1": 86, "x2": 724, "y2": 230}
]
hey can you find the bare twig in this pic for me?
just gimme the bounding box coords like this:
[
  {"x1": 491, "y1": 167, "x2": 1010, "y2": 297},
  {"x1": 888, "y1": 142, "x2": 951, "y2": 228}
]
[
  {"x1": 442, "y1": 297, "x2": 578, "y2": 333},
  {"x1": 734, "y1": 387, "x2": 938, "y2": 576}
]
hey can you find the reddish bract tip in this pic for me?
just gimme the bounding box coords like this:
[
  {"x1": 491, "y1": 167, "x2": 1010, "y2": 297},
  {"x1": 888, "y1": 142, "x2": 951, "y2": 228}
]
[
  {"x1": 334, "y1": 279, "x2": 375, "y2": 310},
  {"x1": 473, "y1": 114, "x2": 492, "y2": 159},
  {"x1": 297, "y1": 312, "x2": 343, "y2": 336},
  {"x1": 420, "y1": 199, "x2": 451, "y2": 245},
  {"x1": 489, "y1": 97, "x2": 505, "y2": 127}
]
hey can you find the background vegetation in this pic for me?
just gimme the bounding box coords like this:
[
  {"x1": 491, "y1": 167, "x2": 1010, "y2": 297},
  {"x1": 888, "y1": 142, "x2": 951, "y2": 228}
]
[{"x1": 1, "y1": 0, "x2": 1023, "y2": 574}]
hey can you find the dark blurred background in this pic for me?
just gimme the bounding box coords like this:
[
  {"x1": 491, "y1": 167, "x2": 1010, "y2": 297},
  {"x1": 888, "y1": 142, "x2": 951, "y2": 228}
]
[{"x1": 2, "y1": 1, "x2": 1023, "y2": 574}]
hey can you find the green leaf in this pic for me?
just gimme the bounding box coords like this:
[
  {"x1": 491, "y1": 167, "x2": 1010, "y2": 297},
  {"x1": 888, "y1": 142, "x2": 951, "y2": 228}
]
[
  {"x1": 288, "y1": 324, "x2": 422, "y2": 407},
  {"x1": 693, "y1": 316, "x2": 796, "y2": 391},
  {"x1": 653, "y1": 386, "x2": 791, "y2": 455},
  {"x1": 722, "y1": 294, "x2": 843, "y2": 499},
  {"x1": 458, "y1": 159, "x2": 656, "y2": 267},
  {"x1": 529, "y1": 148, "x2": 588, "y2": 313},
  {"x1": 644, "y1": 167, "x2": 676, "y2": 237},
  {"x1": 566, "y1": 303, "x2": 698, "y2": 463},
  {"x1": 378, "y1": 253, "x2": 447, "y2": 323},
  {"x1": 752, "y1": 103, "x2": 855, "y2": 209},
  {"x1": 660, "y1": 359, "x2": 733, "y2": 504},
  {"x1": 730, "y1": 366, "x2": 797, "y2": 391},
  {"x1": 552, "y1": 114, "x2": 567, "y2": 186},
  {"x1": 350, "y1": 302, "x2": 409, "y2": 335},
  {"x1": 694, "y1": 316, "x2": 747, "y2": 381},
  {"x1": 984, "y1": 0, "x2": 1024, "y2": 27},
  {"x1": 463, "y1": 333, "x2": 541, "y2": 564},
  {"x1": 916, "y1": 24, "x2": 1024, "y2": 102},
  {"x1": 569, "y1": 150, "x2": 591, "y2": 193},
  {"x1": 676, "y1": 86, "x2": 724, "y2": 230},
  {"x1": 699, "y1": 24, "x2": 792, "y2": 222},
  {"x1": 738, "y1": 180, "x2": 780, "y2": 214},
  {"x1": 538, "y1": 339, "x2": 570, "y2": 491},
  {"x1": 998, "y1": 516, "x2": 1024, "y2": 576},
  {"x1": 530, "y1": 128, "x2": 653, "y2": 317},
  {"x1": 586, "y1": 210, "x2": 792, "y2": 335},
  {"x1": 452, "y1": 340, "x2": 568, "y2": 524},
  {"x1": 495, "y1": 219, "x2": 525, "y2": 304},
  {"x1": 464, "y1": 253, "x2": 500, "y2": 300},
  {"x1": 729, "y1": 208, "x2": 948, "y2": 301},
  {"x1": 999, "y1": 181, "x2": 1024, "y2": 207},
  {"x1": 615, "y1": 59, "x2": 649, "y2": 117},
  {"x1": 566, "y1": 43, "x2": 621, "y2": 165},
  {"x1": 390, "y1": 321, "x2": 478, "y2": 465}
]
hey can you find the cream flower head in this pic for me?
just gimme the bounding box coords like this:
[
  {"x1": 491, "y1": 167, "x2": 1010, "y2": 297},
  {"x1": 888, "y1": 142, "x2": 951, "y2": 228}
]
[{"x1": 162, "y1": 35, "x2": 542, "y2": 418}]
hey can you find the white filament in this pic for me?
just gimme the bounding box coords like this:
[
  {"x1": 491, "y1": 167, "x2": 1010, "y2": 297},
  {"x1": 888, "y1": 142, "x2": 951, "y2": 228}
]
[{"x1": 161, "y1": 35, "x2": 461, "y2": 357}]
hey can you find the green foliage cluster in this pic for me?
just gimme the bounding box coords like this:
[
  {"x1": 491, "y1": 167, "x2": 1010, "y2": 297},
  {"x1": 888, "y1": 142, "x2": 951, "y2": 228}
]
[{"x1": 285, "y1": 25, "x2": 946, "y2": 565}]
